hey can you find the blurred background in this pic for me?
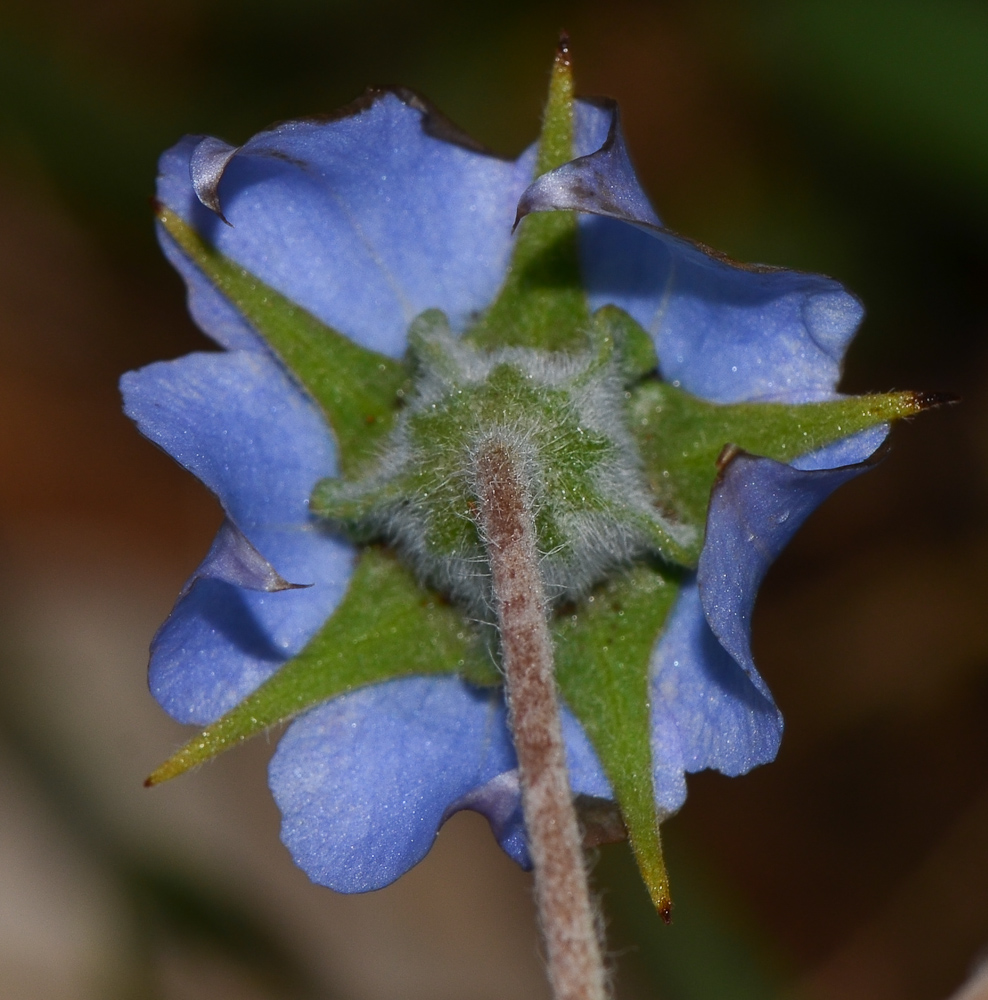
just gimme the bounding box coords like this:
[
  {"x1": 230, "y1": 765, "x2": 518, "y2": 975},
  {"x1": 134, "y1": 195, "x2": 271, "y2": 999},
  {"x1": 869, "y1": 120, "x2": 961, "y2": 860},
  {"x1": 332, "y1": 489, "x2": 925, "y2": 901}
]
[{"x1": 0, "y1": 0, "x2": 986, "y2": 997}]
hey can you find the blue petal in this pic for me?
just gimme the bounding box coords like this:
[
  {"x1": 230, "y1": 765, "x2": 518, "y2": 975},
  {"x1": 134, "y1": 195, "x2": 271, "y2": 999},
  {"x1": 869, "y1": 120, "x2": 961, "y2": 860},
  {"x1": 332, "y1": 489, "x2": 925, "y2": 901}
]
[
  {"x1": 449, "y1": 769, "x2": 529, "y2": 867},
  {"x1": 189, "y1": 136, "x2": 238, "y2": 218},
  {"x1": 524, "y1": 100, "x2": 864, "y2": 404},
  {"x1": 270, "y1": 678, "x2": 515, "y2": 891},
  {"x1": 157, "y1": 92, "x2": 536, "y2": 358},
  {"x1": 650, "y1": 579, "x2": 782, "y2": 810},
  {"x1": 698, "y1": 449, "x2": 875, "y2": 699},
  {"x1": 121, "y1": 350, "x2": 338, "y2": 522},
  {"x1": 561, "y1": 704, "x2": 613, "y2": 801},
  {"x1": 519, "y1": 100, "x2": 660, "y2": 228},
  {"x1": 464, "y1": 705, "x2": 612, "y2": 869},
  {"x1": 581, "y1": 216, "x2": 863, "y2": 403},
  {"x1": 573, "y1": 99, "x2": 629, "y2": 165},
  {"x1": 649, "y1": 453, "x2": 877, "y2": 801},
  {"x1": 269, "y1": 677, "x2": 611, "y2": 887},
  {"x1": 156, "y1": 208, "x2": 269, "y2": 352},
  {"x1": 189, "y1": 518, "x2": 308, "y2": 593},
  {"x1": 120, "y1": 351, "x2": 353, "y2": 723},
  {"x1": 791, "y1": 422, "x2": 888, "y2": 470}
]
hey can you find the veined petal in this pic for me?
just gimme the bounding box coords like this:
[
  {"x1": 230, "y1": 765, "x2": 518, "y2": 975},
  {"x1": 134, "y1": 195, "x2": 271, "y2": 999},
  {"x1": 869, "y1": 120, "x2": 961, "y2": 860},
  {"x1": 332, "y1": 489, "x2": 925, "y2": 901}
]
[
  {"x1": 698, "y1": 450, "x2": 875, "y2": 699},
  {"x1": 270, "y1": 677, "x2": 515, "y2": 891},
  {"x1": 270, "y1": 677, "x2": 611, "y2": 888},
  {"x1": 650, "y1": 579, "x2": 782, "y2": 801},
  {"x1": 121, "y1": 350, "x2": 338, "y2": 526},
  {"x1": 157, "y1": 91, "x2": 535, "y2": 358},
  {"x1": 523, "y1": 100, "x2": 864, "y2": 405},
  {"x1": 120, "y1": 351, "x2": 353, "y2": 723},
  {"x1": 520, "y1": 100, "x2": 660, "y2": 228},
  {"x1": 581, "y1": 215, "x2": 864, "y2": 404}
]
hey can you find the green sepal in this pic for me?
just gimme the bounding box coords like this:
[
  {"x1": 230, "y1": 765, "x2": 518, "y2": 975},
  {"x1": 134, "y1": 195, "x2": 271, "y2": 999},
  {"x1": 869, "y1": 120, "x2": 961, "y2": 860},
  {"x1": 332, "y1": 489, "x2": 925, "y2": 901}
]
[
  {"x1": 466, "y1": 41, "x2": 588, "y2": 352},
  {"x1": 145, "y1": 548, "x2": 496, "y2": 786},
  {"x1": 155, "y1": 205, "x2": 408, "y2": 476},
  {"x1": 632, "y1": 381, "x2": 937, "y2": 563},
  {"x1": 310, "y1": 476, "x2": 408, "y2": 541},
  {"x1": 591, "y1": 305, "x2": 659, "y2": 382},
  {"x1": 555, "y1": 563, "x2": 680, "y2": 917}
]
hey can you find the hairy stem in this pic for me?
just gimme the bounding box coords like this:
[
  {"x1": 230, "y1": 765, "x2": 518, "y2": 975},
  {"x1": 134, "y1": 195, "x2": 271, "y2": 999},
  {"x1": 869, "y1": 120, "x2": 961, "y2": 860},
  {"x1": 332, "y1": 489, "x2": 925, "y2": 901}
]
[{"x1": 473, "y1": 439, "x2": 608, "y2": 1000}]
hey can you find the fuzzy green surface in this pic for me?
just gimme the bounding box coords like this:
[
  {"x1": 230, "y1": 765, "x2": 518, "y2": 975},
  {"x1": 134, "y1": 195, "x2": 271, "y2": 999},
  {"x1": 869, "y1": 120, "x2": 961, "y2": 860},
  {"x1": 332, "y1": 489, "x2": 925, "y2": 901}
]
[
  {"x1": 632, "y1": 381, "x2": 927, "y2": 562},
  {"x1": 465, "y1": 47, "x2": 587, "y2": 352},
  {"x1": 555, "y1": 563, "x2": 681, "y2": 913},
  {"x1": 313, "y1": 308, "x2": 694, "y2": 614},
  {"x1": 318, "y1": 360, "x2": 612, "y2": 558}
]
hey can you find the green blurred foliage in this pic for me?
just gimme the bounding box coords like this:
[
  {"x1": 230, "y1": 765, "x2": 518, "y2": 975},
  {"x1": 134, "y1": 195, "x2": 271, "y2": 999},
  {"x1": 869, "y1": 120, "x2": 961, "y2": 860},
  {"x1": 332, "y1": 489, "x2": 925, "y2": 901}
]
[{"x1": 757, "y1": 0, "x2": 988, "y2": 215}]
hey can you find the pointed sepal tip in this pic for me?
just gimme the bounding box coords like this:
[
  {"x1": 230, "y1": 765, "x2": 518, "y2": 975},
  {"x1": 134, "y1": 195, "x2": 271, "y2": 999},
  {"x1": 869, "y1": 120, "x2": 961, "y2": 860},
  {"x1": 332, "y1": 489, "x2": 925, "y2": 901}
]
[{"x1": 536, "y1": 30, "x2": 576, "y2": 179}]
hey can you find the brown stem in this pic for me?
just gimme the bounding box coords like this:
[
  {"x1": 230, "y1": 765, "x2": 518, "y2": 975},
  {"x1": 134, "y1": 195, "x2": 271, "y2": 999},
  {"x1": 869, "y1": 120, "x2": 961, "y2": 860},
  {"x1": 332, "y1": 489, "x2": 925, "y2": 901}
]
[{"x1": 473, "y1": 439, "x2": 608, "y2": 1000}]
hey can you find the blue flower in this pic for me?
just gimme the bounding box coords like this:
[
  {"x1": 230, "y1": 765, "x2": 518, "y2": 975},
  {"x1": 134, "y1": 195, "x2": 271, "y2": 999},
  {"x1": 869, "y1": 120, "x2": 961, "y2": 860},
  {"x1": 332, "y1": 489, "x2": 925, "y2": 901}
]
[{"x1": 122, "y1": 90, "x2": 880, "y2": 891}]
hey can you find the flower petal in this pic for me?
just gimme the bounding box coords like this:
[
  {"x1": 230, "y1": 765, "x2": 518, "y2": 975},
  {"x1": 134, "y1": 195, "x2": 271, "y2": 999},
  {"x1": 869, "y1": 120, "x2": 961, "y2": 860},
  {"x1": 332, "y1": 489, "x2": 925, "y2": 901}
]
[
  {"x1": 121, "y1": 350, "x2": 337, "y2": 526},
  {"x1": 521, "y1": 100, "x2": 864, "y2": 404},
  {"x1": 187, "y1": 518, "x2": 308, "y2": 593},
  {"x1": 270, "y1": 677, "x2": 516, "y2": 891},
  {"x1": 155, "y1": 178, "x2": 270, "y2": 353},
  {"x1": 649, "y1": 451, "x2": 876, "y2": 800},
  {"x1": 189, "y1": 136, "x2": 238, "y2": 219},
  {"x1": 790, "y1": 423, "x2": 888, "y2": 470},
  {"x1": 270, "y1": 676, "x2": 611, "y2": 887},
  {"x1": 519, "y1": 100, "x2": 660, "y2": 227},
  {"x1": 561, "y1": 704, "x2": 614, "y2": 800},
  {"x1": 650, "y1": 578, "x2": 782, "y2": 810},
  {"x1": 449, "y1": 770, "x2": 528, "y2": 866},
  {"x1": 581, "y1": 216, "x2": 864, "y2": 404},
  {"x1": 156, "y1": 91, "x2": 536, "y2": 358},
  {"x1": 120, "y1": 350, "x2": 353, "y2": 723},
  {"x1": 698, "y1": 449, "x2": 876, "y2": 697}
]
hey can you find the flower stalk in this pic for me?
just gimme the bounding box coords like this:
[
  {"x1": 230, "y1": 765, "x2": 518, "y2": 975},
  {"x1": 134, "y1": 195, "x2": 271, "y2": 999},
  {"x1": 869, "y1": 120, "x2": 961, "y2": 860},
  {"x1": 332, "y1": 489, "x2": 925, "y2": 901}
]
[{"x1": 473, "y1": 438, "x2": 608, "y2": 1000}]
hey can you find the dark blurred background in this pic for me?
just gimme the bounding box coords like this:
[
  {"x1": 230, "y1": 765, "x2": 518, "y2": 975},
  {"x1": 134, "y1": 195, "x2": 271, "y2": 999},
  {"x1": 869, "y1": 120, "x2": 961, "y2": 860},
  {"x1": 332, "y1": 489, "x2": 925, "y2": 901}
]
[{"x1": 0, "y1": 1, "x2": 986, "y2": 998}]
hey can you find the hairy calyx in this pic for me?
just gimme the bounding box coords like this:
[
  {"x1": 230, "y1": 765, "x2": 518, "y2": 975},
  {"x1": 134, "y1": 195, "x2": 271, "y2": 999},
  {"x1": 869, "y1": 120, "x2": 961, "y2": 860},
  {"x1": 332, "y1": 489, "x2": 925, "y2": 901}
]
[{"x1": 312, "y1": 305, "x2": 694, "y2": 619}]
